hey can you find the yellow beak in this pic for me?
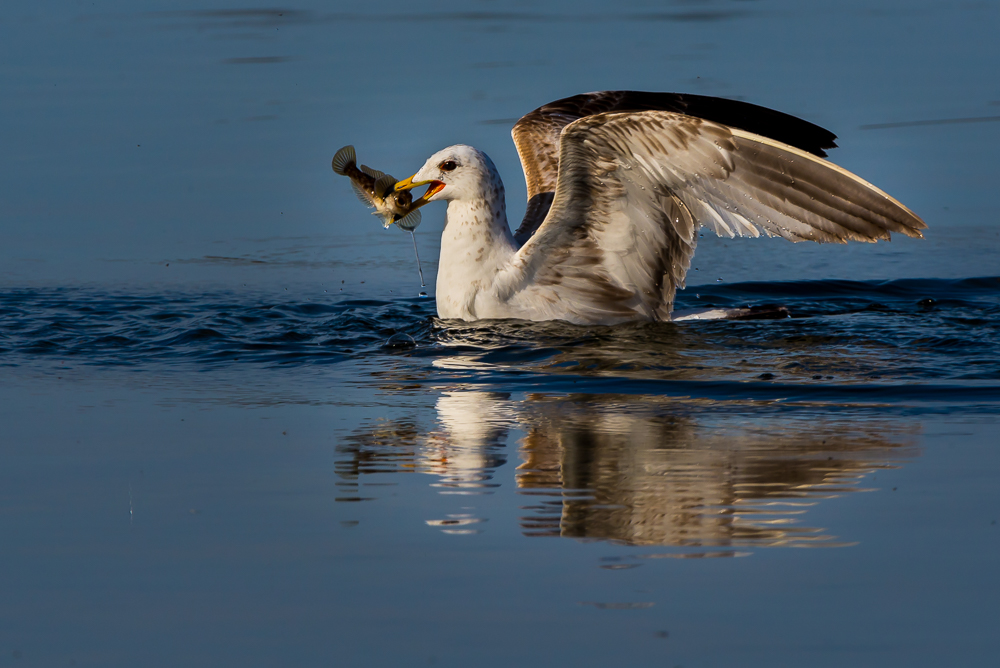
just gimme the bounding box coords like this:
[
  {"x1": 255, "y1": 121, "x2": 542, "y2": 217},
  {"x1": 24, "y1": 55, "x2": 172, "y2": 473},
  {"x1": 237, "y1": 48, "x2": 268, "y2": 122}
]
[
  {"x1": 394, "y1": 175, "x2": 433, "y2": 192},
  {"x1": 394, "y1": 175, "x2": 446, "y2": 207}
]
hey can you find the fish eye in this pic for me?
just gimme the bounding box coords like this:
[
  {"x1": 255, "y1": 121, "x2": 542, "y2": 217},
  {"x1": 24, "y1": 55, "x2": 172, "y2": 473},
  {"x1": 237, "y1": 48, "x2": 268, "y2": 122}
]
[{"x1": 439, "y1": 160, "x2": 458, "y2": 172}]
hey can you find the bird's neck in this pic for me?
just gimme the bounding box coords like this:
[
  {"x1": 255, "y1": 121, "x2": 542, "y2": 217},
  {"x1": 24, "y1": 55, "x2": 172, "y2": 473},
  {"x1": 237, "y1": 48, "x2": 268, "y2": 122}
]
[{"x1": 436, "y1": 188, "x2": 517, "y2": 320}]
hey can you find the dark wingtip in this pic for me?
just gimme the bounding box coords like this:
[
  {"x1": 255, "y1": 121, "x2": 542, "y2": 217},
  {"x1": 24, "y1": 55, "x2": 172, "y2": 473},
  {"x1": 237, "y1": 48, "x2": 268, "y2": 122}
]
[{"x1": 521, "y1": 91, "x2": 841, "y2": 159}]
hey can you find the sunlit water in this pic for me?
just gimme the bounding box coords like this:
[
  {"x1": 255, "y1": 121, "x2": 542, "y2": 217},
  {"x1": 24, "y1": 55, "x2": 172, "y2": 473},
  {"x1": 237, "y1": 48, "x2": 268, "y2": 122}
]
[{"x1": 3, "y1": 1, "x2": 1000, "y2": 666}]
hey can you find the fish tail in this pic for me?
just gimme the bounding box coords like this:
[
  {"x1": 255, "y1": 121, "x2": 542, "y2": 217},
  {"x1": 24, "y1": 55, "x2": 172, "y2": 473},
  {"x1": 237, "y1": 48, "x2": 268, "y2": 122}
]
[{"x1": 331, "y1": 145, "x2": 357, "y2": 175}]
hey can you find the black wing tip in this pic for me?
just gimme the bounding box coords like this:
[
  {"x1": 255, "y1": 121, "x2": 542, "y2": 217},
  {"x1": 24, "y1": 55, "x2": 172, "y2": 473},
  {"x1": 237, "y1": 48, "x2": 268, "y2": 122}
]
[{"x1": 517, "y1": 90, "x2": 840, "y2": 158}]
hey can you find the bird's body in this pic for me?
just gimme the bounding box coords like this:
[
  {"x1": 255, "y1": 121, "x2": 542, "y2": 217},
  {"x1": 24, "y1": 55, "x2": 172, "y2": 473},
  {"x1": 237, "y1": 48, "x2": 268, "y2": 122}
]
[
  {"x1": 393, "y1": 92, "x2": 926, "y2": 325},
  {"x1": 431, "y1": 156, "x2": 517, "y2": 320}
]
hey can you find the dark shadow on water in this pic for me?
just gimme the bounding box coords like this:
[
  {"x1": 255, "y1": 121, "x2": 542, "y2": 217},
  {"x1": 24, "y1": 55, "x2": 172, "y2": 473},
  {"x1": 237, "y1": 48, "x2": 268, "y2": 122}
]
[
  {"x1": 221, "y1": 56, "x2": 294, "y2": 65},
  {"x1": 135, "y1": 8, "x2": 758, "y2": 33}
]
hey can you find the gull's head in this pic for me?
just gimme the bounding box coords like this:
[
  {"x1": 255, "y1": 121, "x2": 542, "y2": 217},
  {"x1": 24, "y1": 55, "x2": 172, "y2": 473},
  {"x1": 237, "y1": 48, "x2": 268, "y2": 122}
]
[{"x1": 395, "y1": 145, "x2": 502, "y2": 207}]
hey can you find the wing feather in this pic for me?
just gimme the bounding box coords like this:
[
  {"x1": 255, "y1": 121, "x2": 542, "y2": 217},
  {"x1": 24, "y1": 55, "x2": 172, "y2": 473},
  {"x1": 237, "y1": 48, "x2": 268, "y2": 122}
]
[
  {"x1": 510, "y1": 91, "x2": 840, "y2": 244},
  {"x1": 494, "y1": 111, "x2": 925, "y2": 324}
]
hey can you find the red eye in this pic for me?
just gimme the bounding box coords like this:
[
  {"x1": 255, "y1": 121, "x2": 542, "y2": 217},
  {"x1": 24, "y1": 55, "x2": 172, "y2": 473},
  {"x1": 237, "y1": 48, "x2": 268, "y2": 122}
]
[{"x1": 439, "y1": 160, "x2": 457, "y2": 172}]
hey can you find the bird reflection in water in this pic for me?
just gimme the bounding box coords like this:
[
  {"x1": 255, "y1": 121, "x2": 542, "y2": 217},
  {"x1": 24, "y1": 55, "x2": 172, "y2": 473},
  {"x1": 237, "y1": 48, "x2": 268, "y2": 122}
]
[
  {"x1": 336, "y1": 392, "x2": 512, "y2": 531},
  {"x1": 337, "y1": 391, "x2": 510, "y2": 493},
  {"x1": 516, "y1": 396, "x2": 917, "y2": 548},
  {"x1": 338, "y1": 391, "x2": 916, "y2": 549}
]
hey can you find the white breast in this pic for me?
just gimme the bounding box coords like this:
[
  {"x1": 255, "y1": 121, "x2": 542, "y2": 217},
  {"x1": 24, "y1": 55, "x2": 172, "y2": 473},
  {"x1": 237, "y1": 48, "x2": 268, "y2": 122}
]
[{"x1": 435, "y1": 200, "x2": 517, "y2": 320}]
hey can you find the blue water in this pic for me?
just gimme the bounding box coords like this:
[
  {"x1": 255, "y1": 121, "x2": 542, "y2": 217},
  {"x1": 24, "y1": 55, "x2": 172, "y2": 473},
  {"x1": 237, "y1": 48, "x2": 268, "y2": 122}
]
[
  {"x1": 4, "y1": 278, "x2": 1000, "y2": 387},
  {"x1": 2, "y1": 1, "x2": 1000, "y2": 666}
]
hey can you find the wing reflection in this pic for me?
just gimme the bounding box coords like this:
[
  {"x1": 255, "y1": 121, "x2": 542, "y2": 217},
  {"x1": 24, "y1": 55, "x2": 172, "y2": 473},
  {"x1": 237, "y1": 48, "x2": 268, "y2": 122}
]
[
  {"x1": 516, "y1": 395, "x2": 916, "y2": 548},
  {"x1": 339, "y1": 391, "x2": 917, "y2": 549}
]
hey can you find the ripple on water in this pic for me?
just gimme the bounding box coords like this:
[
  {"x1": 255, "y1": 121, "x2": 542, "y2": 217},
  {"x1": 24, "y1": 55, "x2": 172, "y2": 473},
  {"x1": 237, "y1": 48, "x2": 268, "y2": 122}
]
[{"x1": 0, "y1": 277, "x2": 998, "y2": 395}]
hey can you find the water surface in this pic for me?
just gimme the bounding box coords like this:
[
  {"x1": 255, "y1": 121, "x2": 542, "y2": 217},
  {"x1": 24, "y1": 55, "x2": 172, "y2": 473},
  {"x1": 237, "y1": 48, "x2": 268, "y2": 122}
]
[{"x1": 2, "y1": 1, "x2": 999, "y2": 666}]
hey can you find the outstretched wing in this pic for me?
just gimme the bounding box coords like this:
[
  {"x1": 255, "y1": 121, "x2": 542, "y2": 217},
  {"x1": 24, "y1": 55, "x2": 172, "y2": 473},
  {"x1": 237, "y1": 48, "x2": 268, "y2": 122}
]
[
  {"x1": 510, "y1": 91, "x2": 840, "y2": 244},
  {"x1": 495, "y1": 111, "x2": 925, "y2": 324}
]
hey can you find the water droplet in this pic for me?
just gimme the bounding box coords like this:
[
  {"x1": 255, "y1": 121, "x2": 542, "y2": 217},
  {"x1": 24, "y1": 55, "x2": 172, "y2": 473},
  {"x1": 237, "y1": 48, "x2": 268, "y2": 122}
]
[{"x1": 381, "y1": 332, "x2": 416, "y2": 352}]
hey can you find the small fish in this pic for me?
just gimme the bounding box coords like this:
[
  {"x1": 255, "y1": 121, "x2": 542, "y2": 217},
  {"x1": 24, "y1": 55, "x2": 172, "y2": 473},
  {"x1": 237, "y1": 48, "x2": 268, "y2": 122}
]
[
  {"x1": 332, "y1": 145, "x2": 427, "y2": 288},
  {"x1": 332, "y1": 145, "x2": 421, "y2": 231}
]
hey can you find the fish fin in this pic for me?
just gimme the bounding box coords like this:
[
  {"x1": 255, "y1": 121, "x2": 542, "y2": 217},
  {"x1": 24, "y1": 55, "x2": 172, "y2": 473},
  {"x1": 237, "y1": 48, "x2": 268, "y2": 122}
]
[
  {"x1": 395, "y1": 209, "x2": 422, "y2": 232},
  {"x1": 331, "y1": 145, "x2": 356, "y2": 175},
  {"x1": 359, "y1": 164, "x2": 386, "y2": 180},
  {"x1": 352, "y1": 181, "x2": 375, "y2": 207},
  {"x1": 372, "y1": 211, "x2": 393, "y2": 228},
  {"x1": 373, "y1": 174, "x2": 398, "y2": 199}
]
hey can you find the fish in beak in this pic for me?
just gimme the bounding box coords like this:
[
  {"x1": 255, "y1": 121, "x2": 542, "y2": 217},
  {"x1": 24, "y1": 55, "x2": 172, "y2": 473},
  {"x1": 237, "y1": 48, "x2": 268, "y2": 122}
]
[
  {"x1": 331, "y1": 145, "x2": 422, "y2": 230},
  {"x1": 394, "y1": 175, "x2": 445, "y2": 209}
]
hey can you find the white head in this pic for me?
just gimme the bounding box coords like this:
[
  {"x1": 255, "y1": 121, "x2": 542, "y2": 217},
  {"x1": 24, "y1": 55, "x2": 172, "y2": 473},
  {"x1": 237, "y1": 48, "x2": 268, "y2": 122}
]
[{"x1": 395, "y1": 145, "x2": 504, "y2": 205}]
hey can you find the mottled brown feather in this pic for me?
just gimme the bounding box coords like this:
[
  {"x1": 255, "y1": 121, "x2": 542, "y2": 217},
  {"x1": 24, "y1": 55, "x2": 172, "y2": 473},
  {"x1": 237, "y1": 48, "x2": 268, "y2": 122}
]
[
  {"x1": 511, "y1": 91, "x2": 841, "y2": 243},
  {"x1": 495, "y1": 111, "x2": 924, "y2": 324}
]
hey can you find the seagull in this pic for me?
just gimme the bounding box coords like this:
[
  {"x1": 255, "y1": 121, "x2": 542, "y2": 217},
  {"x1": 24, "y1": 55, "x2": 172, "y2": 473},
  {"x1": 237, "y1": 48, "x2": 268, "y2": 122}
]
[{"x1": 393, "y1": 91, "x2": 926, "y2": 325}]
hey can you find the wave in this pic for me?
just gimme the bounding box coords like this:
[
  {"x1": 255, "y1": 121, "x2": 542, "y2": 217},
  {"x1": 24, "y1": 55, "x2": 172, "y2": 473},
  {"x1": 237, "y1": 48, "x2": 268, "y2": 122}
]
[{"x1": 2, "y1": 277, "x2": 998, "y2": 400}]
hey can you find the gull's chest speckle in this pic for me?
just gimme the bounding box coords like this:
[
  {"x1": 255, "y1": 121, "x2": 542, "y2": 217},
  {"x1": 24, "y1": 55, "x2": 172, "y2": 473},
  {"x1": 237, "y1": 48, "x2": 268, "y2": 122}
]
[{"x1": 435, "y1": 199, "x2": 516, "y2": 320}]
